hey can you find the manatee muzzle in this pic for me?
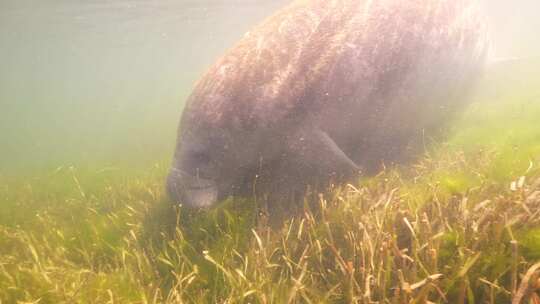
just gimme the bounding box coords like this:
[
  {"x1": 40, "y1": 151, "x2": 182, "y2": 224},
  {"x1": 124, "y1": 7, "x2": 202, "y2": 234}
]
[{"x1": 167, "y1": 168, "x2": 218, "y2": 208}]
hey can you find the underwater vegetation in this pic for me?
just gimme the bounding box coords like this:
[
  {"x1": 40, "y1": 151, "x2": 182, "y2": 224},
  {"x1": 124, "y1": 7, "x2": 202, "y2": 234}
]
[{"x1": 1, "y1": 60, "x2": 540, "y2": 303}]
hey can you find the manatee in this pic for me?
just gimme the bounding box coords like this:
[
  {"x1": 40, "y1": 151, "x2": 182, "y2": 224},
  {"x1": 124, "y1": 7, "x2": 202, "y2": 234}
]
[{"x1": 167, "y1": 0, "x2": 489, "y2": 209}]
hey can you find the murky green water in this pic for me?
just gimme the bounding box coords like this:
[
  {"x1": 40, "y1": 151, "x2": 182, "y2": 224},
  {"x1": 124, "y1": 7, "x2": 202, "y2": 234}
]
[
  {"x1": 1, "y1": 1, "x2": 540, "y2": 303},
  {"x1": 0, "y1": 1, "x2": 289, "y2": 174},
  {"x1": 1, "y1": 0, "x2": 538, "y2": 176}
]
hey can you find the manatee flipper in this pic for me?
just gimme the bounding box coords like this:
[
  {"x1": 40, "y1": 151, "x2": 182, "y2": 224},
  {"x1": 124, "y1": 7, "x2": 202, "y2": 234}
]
[
  {"x1": 285, "y1": 125, "x2": 361, "y2": 182},
  {"x1": 254, "y1": 126, "x2": 360, "y2": 226},
  {"x1": 260, "y1": 126, "x2": 360, "y2": 225}
]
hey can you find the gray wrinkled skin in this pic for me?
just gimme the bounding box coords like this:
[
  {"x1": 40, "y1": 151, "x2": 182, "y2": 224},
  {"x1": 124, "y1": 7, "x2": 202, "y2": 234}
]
[{"x1": 167, "y1": 0, "x2": 489, "y2": 209}]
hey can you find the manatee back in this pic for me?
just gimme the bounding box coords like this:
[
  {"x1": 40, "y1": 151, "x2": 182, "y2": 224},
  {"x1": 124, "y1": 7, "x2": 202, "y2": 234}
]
[{"x1": 185, "y1": 0, "x2": 488, "y2": 133}]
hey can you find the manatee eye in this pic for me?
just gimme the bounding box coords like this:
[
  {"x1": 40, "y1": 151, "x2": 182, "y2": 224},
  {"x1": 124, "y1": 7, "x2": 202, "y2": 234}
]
[{"x1": 191, "y1": 151, "x2": 211, "y2": 163}]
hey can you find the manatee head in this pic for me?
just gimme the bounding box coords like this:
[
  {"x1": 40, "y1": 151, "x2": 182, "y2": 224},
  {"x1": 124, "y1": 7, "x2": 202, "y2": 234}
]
[
  {"x1": 167, "y1": 123, "x2": 229, "y2": 208},
  {"x1": 166, "y1": 110, "x2": 271, "y2": 208}
]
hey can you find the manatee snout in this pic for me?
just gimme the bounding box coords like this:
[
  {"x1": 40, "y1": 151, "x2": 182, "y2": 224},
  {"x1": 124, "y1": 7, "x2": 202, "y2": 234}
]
[{"x1": 166, "y1": 168, "x2": 218, "y2": 208}]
